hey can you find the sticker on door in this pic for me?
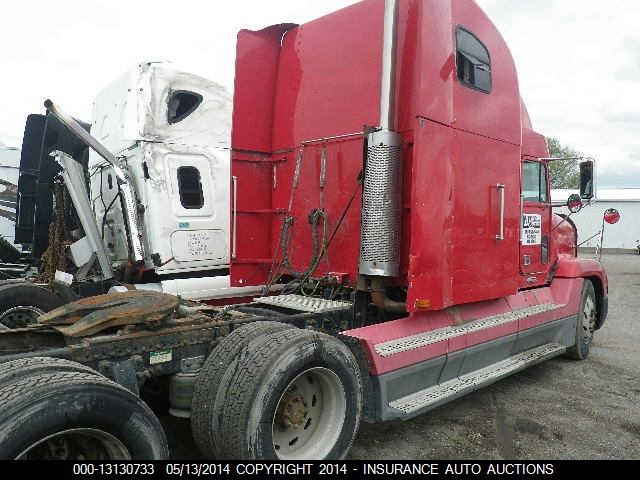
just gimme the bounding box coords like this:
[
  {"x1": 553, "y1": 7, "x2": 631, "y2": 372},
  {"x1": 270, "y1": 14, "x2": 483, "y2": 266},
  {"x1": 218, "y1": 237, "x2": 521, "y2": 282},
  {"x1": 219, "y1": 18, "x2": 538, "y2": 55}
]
[
  {"x1": 170, "y1": 229, "x2": 227, "y2": 262},
  {"x1": 522, "y1": 214, "x2": 542, "y2": 245}
]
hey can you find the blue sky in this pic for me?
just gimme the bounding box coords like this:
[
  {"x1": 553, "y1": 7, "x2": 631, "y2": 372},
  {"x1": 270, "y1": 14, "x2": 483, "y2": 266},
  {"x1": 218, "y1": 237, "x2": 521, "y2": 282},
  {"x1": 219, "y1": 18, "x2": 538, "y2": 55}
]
[{"x1": 0, "y1": 0, "x2": 637, "y2": 187}]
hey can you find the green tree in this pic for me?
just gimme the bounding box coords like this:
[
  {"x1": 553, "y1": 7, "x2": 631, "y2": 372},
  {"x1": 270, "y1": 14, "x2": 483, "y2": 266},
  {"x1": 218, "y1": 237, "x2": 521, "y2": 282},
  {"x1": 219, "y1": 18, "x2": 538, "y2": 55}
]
[{"x1": 546, "y1": 137, "x2": 582, "y2": 189}]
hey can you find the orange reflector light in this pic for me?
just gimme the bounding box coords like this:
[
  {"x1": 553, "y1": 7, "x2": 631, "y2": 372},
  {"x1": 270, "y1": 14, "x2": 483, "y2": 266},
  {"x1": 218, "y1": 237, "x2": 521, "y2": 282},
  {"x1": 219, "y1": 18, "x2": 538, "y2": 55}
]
[{"x1": 414, "y1": 299, "x2": 431, "y2": 309}]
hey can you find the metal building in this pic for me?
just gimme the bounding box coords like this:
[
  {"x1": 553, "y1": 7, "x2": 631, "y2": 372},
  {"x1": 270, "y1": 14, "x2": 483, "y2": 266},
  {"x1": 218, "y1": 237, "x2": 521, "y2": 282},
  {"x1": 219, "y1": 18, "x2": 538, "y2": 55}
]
[
  {"x1": 0, "y1": 146, "x2": 19, "y2": 244},
  {"x1": 552, "y1": 188, "x2": 639, "y2": 252}
]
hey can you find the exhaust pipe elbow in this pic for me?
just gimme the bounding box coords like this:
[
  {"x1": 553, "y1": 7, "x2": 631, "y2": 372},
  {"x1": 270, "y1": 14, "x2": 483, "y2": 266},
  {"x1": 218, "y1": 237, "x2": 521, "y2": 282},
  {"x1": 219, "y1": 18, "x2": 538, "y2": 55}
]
[{"x1": 370, "y1": 279, "x2": 407, "y2": 314}]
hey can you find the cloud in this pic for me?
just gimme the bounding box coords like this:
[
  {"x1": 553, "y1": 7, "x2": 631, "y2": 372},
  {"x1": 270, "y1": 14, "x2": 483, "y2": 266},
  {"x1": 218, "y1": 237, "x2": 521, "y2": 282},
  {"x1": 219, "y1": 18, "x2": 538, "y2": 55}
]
[
  {"x1": 1, "y1": 0, "x2": 637, "y2": 188},
  {"x1": 607, "y1": 111, "x2": 640, "y2": 125},
  {"x1": 477, "y1": 0, "x2": 640, "y2": 185},
  {"x1": 0, "y1": 0, "x2": 356, "y2": 149}
]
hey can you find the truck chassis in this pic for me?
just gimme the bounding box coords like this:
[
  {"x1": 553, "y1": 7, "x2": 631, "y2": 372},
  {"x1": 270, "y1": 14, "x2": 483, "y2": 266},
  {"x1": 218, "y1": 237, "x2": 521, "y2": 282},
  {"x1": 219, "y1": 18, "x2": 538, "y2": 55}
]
[{"x1": 0, "y1": 277, "x2": 600, "y2": 460}]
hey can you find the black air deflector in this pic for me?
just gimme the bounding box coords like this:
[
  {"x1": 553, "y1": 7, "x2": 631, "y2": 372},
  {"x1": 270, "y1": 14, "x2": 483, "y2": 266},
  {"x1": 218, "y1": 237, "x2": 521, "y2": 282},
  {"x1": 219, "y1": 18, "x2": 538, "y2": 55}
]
[{"x1": 15, "y1": 113, "x2": 90, "y2": 257}]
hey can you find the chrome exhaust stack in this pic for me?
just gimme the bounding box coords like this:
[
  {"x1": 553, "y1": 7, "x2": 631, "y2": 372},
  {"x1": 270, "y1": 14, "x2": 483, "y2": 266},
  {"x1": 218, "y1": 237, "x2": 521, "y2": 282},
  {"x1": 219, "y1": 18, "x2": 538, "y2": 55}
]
[
  {"x1": 378, "y1": 0, "x2": 400, "y2": 133},
  {"x1": 359, "y1": 0, "x2": 402, "y2": 278}
]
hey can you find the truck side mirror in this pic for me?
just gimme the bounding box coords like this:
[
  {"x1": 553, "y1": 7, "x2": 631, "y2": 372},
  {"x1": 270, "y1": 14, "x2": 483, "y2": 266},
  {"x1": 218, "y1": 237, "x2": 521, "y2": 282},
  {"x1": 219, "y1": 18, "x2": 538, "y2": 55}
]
[
  {"x1": 603, "y1": 208, "x2": 620, "y2": 225},
  {"x1": 567, "y1": 194, "x2": 583, "y2": 214},
  {"x1": 579, "y1": 161, "x2": 594, "y2": 200}
]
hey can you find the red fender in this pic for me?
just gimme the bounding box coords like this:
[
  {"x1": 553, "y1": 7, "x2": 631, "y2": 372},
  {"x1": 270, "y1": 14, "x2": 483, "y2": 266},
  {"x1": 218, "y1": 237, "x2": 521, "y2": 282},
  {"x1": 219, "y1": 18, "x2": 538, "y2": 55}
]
[
  {"x1": 554, "y1": 254, "x2": 608, "y2": 295},
  {"x1": 554, "y1": 254, "x2": 608, "y2": 328}
]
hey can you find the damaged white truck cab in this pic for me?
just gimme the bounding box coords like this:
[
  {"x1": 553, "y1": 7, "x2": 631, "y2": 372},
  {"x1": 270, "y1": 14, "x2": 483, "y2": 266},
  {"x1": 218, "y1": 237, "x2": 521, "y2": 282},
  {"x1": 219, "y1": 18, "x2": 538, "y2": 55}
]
[
  {"x1": 89, "y1": 63, "x2": 233, "y2": 286},
  {"x1": 1, "y1": 62, "x2": 257, "y2": 329}
]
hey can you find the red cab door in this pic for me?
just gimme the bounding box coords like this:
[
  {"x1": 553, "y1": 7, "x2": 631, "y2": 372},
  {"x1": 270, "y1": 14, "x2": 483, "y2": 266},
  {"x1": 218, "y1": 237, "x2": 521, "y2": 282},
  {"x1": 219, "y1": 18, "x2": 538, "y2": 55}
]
[{"x1": 520, "y1": 160, "x2": 552, "y2": 285}]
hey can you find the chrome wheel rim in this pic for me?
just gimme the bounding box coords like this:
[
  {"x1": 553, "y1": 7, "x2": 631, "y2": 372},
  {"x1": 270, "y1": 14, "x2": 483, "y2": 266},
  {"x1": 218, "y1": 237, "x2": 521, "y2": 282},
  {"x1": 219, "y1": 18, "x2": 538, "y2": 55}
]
[
  {"x1": 582, "y1": 295, "x2": 597, "y2": 345},
  {"x1": 0, "y1": 306, "x2": 44, "y2": 329},
  {"x1": 272, "y1": 367, "x2": 346, "y2": 460},
  {"x1": 16, "y1": 428, "x2": 131, "y2": 460}
]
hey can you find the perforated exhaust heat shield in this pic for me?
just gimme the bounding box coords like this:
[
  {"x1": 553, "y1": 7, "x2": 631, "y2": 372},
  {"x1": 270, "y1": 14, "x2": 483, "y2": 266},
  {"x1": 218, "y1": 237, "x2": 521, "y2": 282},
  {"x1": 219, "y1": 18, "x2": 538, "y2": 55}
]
[{"x1": 359, "y1": 129, "x2": 402, "y2": 277}]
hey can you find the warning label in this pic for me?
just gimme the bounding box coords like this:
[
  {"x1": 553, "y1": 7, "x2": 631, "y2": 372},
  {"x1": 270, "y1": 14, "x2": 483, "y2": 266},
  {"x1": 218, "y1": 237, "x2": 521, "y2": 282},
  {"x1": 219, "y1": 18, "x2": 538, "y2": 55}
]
[
  {"x1": 187, "y1": 231, "x2": 213, "y2": 258},
  {"x1": 522, "y1": 214, "x2": 542, "y2": 245}
]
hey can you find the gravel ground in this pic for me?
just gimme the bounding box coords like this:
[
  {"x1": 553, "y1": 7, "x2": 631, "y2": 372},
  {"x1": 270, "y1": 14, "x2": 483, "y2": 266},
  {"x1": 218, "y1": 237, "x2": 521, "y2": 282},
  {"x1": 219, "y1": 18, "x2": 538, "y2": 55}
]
[{"x1": 164, "y1": 253, "x2": 640, "y2": 459}]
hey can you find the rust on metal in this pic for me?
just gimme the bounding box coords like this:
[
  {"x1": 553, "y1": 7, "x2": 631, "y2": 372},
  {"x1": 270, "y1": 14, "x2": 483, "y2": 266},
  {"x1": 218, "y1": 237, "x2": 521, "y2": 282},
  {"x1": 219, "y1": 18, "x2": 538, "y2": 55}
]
[
  {"x1": 39, "y1": 291, "x2": 180, "y2": 337},
  {"x1": 40, "y1": 181, "x2": 73, "y2": 284},
  {"x1": 275, "y1": 389, "x2": 308, "y2": 428}
]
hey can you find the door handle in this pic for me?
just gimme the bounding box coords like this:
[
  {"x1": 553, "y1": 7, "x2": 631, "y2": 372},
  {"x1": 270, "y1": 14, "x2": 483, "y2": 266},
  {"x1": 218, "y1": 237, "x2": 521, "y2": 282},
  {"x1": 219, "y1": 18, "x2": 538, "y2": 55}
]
[
  {"x1": 232, "y1": 176, "x2": 238, "y2": 259},
  {"x1": 496, "y1": 184, "x2": 505, "y2": 241}
]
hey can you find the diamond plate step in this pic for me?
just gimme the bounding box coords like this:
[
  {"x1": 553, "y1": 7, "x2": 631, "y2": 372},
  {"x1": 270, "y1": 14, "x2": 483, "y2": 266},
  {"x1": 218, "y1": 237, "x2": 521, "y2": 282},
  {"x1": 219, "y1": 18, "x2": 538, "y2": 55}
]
[
  {"x1": 389, "y1": 343, "x2": 566, "y2": 416},
  {"x1": 253, "y1": 294, "x2": 352, "y2": 313},
  {"x1": 375, "y1": 303, "x2": 564, "y2": 358}
]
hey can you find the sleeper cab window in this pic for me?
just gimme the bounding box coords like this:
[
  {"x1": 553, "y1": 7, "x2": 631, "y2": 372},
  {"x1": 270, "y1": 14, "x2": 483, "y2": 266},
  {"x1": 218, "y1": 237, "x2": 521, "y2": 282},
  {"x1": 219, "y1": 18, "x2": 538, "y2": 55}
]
[
  {"x1": 177, "y1": 166, "x2": 204, "y2": 209},
  {"x1": 167, "y1": 90, "x2": 203, "y2": 124},
  {"x1": 456, "y1": 27, "x2": 492, "y2": 93},
  {"x1": 522, "y1": 161, "x2": 548, "y2": 203}
]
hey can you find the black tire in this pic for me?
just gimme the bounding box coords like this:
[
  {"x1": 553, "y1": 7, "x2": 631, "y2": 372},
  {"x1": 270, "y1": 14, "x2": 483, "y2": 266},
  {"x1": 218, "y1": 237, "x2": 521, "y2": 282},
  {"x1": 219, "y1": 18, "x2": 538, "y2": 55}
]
[
  {"x1": 0, "y1": 357, "x2": 100, "y2": 387},
  {"x1": 217, "y1": 328, "x2": 362, "y2": 460},
  {"x1": 0, "y1": 237, "x2": 21, "y2": 263},
  {"x1": 0, "y1": 281, "x2": 64, "y2": 329},
  {"x1": 191, "y1": 321, "x2": 294, "y2": 458},
  {"x1": 566, "y1": 280, "x2": 597, "y2": 360},
  {"x1": 0, "y1": 371, "x2": 169, "y2": 460}
]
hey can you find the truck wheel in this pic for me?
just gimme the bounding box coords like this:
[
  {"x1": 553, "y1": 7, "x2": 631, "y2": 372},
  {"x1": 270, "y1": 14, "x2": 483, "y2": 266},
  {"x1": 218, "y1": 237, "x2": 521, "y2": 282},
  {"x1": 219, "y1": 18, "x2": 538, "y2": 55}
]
[
  {"x1": 0, "y1": 281, "x2": 64, "y2": 329},
  {"x1": 218, "y1": 328, "x2": 362, "y2": 460},
  {"x1": 0, "y1": 237, "x2": 21, "y2": 263},
  {"x1": 0, "y1": 357, "x2": 100, "y2": 386},
  {"x1": 0, "y1": 371, "x2": 169, "y2": 460},
  {"x1": 566, "y1": 280, "x2": 597, "y2": 360},
  {"x1": 191, "y1": 321, "x2": 294, "y2": 458}
]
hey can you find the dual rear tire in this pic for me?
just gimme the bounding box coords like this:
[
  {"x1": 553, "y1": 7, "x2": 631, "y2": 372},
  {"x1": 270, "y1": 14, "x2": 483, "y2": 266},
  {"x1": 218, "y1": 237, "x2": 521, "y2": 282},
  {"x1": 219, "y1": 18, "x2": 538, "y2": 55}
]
[
  {"x1": 0, "y1": 357, "x2": 168, "y2": 460},
  {"x1": 191, "y1": 323, "x2": 363, "y2": 460}
]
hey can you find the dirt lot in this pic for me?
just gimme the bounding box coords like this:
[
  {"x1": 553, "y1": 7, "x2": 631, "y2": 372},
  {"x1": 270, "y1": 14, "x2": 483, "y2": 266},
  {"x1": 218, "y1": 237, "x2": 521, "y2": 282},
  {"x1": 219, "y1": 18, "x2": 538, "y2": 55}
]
[{"x1": 165, "y1": 253, "x2": 640, "y2": 460}]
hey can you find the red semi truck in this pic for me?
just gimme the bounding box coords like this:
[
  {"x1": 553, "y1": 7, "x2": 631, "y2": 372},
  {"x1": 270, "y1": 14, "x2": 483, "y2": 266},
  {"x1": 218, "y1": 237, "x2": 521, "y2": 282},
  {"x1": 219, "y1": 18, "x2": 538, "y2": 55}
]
[{"x1": 0, "y1": 0, "x2": 606, "y2": 460}]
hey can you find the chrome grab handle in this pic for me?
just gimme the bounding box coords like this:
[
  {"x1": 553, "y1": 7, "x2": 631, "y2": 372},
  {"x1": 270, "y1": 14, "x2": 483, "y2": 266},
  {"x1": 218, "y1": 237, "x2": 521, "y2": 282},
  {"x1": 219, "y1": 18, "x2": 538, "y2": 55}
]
[
  {"x1": 496, "y1": 184, "x2": 505, "y2": 241},
  {"x1": 232, "y1": 176, "x2": 238, "y2": 259},
  {"x1": 520, "y1": 193, "x2": 524, "y2": 240}
]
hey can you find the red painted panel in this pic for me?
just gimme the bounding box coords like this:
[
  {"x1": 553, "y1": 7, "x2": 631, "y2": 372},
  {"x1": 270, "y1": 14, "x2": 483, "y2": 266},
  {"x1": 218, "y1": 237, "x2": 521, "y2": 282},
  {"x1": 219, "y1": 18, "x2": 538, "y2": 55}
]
[
  {"x1": 551, "y1": 214, "x2": 578, "y2": 258},
  {"x1": 232, "y1": 24, "x2": 296, "y2": 152},
  {"x1": 344, "y1": 309, "x2": 453, "y2": 375},
  {"x1": 407, "y1": 120, "x2": 520, "y2": 311},
  {"x1": 456, "y1": 298, "x2": 508, "y2": 321},
  {"x1": 555, "y1": 255, "x2": 608, "y2": 294},
  {"x1": 344, "y1": 277, "x2": 586, "y2": 375},
  {"x1": 237, "y1": 0, "x2": 420, "y2": 285},
  {"x1": 521, "y1": 128, "x2": 548, "y2": 158},
  {"x1": 229, "y1": 0, "x2": 598, "y2": 332},
  {"x1": 504, "y1": 293, "x2": 529, "y2": 311},
  {"x1": 411, "y1": 0, "x2": 455, "y2": 127},
  {"x1": 271, "y1": 0, "x2": 384, "y2": 151},
  {"x1": 521, "y1": 199, "x2": 551, "y2": 283},
  {"x1": 518, "y1": 278, "x2": 583, "y2": 331},
  {"x1": 395, "y1": 0, "x2": 423, "y2": 132},
  {"x1": 231, "y1": 155, "x2": 277, "y2": 287},
  {"x1": 268, "y1": 139, "x2": 365, "y2": 283},
  {"x1": 519, "y1": 115, "x2": 552, "y2": 288},
  {"x1": 407, "y1": 120, "x2": 454, "y2": 310},
  {"x1": 450, "y1": 0, "x2": 521, "y2": 145},
  {"x1": 532, "y1": 287, "x2": 554, "y2": 305},
  {"x1": 449, "y1": 129, "x2": 520, "y2": 305},
  {"x1": 548, "y1": 277, "x2": 584, "y2": 311}
]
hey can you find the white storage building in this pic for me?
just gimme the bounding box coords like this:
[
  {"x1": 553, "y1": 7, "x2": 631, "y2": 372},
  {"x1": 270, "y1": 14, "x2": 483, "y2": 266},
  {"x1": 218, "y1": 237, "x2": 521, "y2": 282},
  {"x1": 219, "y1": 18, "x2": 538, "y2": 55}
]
[{"x1": 552, "y1": 188, "x2": 640, "y2": 252}]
